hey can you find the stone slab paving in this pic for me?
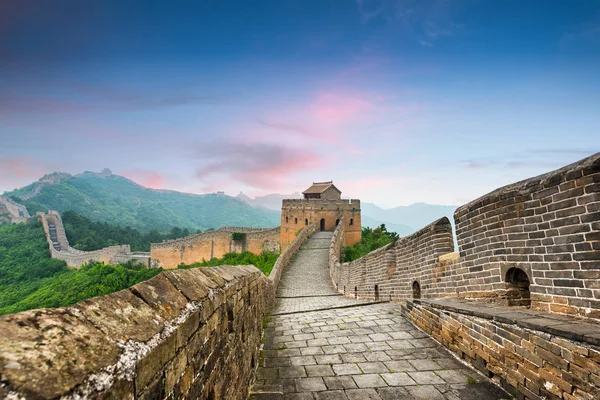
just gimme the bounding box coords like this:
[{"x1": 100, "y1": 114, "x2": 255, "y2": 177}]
[{"x1": 251, "y1": 232, "x2": 509, "y2": 399}]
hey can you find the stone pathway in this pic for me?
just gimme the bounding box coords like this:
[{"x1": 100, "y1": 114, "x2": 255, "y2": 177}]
[{"x1": 251, "y1": 232, "x2": 508, "y2": 399}]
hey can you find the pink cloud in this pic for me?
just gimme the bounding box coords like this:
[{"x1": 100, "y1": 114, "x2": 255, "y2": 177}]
[
  {"x1": 0, "y1": 158, "x2": 52, "y2": 192},
  {"x1": 121, "y1": 170, "x2": 166, "y2": 189},
  {"x1": 196, "y1": 141, "x2": 327, "y2": 191},
  {"x1": 311, "y1": 92, "x2": 375, "y2": 125}
]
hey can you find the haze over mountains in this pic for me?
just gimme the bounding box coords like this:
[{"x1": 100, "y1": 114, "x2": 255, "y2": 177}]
[
  {"x1": 2, "y1": 170, "x2": 280, "y2": 232},
  {"x1": 2, "y1": 169, "x2": 457, "y2": 236}
]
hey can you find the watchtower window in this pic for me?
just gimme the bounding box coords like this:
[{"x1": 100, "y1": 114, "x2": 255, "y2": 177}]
[
  {"x1": 305, "y1": 218, "x2": 308, "y2": 226},
  {"x1": 412, "y1": 281, "x2": 421, "y2": 299},
  {"x1": 350, "y1": 218, "x2": 354, "y2": 226},
  {"x1": 505, "y1": 267, "x2": 531, "y2": 307},
  {"x1": 294, "y1": 218, "x2": 298, "y2": 225},
  {"x1": 335, "y1": 219, "x2": 340, "y2": 226},
  {"x1": 285, "y1": 216, "x2": 288, "y2": 224}
]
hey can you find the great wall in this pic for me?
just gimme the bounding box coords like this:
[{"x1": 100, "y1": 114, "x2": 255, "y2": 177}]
[
  {"x1": 0, "y1": 152, "x2": 598, "y2": 400},
  {"x1": 38, "y1": 210, "x2": 154, "y2": 268}
]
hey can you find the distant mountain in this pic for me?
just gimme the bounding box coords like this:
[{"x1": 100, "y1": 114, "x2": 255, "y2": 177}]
[
  {"x1": 361, "y1": 202, "x2": 458, "y2": 232},
  {"x1": 360, "y1": 214, "x2": 415, "y2": 237},
  {"x1": 236, "y1": 192, "x2": 302, "y2": 210},
  {"x1": 4, "y1": 170, "x2": 280, "y2": 232}
]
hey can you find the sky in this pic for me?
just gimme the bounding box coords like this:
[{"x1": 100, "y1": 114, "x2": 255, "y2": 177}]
[{"x1": 0, "y1": 0, "x2": 599, "y2": 208}]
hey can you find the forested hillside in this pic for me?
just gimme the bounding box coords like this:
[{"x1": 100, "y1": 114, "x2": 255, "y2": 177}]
[
  {"x1": 0, "y1": 220, "x2": 161, "y2": 315},
  {"x1": 61, "y1": 210, "x2": 193, "y2": 252},
  {"x1": 5, "y1": 171, "x2": 280, "y2": 232}
]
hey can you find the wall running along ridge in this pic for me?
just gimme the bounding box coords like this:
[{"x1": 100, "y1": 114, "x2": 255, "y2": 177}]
[
  {"x1": 0, "y1": 196, "x2": 30, "y2": 223},
  {"x1": 150, "y1": 226, "x2": 280, "y2": 269},
  {"x1": 38, "y1": 211, "x2": 152, "y2": 268},
  {"x1": 0, "y1": 224, "x2": 315, "y2": 400}
]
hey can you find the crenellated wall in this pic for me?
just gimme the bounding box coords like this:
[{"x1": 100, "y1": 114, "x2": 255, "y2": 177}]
[
  {"x1": 330, "y1": 152, "x2": 600, "y2": 320},
  {"x1": 38, "y1": 211, "x2": 152, "y2": 268},
  {"x1": 150, "y1": 227, "x2": 280, "y2": 269}
]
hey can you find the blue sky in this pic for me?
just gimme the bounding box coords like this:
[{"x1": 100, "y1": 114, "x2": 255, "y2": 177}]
[{"x1": 0, "y1": 0, "x2": 599, "y2": 207}]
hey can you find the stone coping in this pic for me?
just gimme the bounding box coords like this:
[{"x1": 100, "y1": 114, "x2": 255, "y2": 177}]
[{"x1": 410, "y1": 298, "x2": 600, "y2": 347}]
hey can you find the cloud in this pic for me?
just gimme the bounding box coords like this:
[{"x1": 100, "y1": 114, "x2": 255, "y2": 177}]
[
  {"x1": 0, "y1": 157, "x2": 51, "y2": 193},
  {"x1": 121, "y1": 170, "x2": 166, "y2": 189},
  {"x1": 195, "y1": 142, "x2": 325, "y2": 191},
  {"x1": 0, "y1": 83, "x2": 227, "y2": 118}
]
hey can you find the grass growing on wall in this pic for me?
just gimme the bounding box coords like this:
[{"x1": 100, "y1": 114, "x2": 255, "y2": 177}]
[
  {"x1": 178, "y1": 251, "x2": 279, "y2": 275},
  {"x1": 0, "y1": 220, "x2": 162, "y2": 315},
  {"x1": 343, "y1": 224, "x2": 399, "y2": 262}
]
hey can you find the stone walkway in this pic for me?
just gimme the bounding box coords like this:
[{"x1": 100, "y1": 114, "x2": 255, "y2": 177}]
[{"x1": 251, "y1": 232, "x2": 508, "y2": 400}]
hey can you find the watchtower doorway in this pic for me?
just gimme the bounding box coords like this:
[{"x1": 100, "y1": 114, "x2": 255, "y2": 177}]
[{"x1": 320, "y1": 218, "x2": 326, "y2": 231}]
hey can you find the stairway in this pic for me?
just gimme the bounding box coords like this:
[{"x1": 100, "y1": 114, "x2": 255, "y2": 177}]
[{"x1": 48, "y1": 224, "x2": 61, "y2": 251}]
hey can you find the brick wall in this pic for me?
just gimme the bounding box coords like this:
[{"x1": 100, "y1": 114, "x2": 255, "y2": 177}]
[
  {"x1": 329, "y1": 152, "x2": 600, "y2": 320},
  {"x1": 0, "y1": 266, "x2": 273, "y2": 400},
  {"x1": 151, "y1": 227, "x2": 280, "y2": 269},
  {"x1": 38, "y1": 211, "x2": 152, "y2": 268},
  {"x1": 269, "y1": 222, "x2": 316, "y2": 289},
  {"x1": 404, "y1": 299, "x2": 600, "y2": 400},
  {"x1": 281, "y1": 198, "x2": 361, "y2": 247}
]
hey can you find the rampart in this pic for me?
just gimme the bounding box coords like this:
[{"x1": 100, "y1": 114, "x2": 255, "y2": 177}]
[
  {"x1": 0, "y1": 266, "x2": 272, "y2": 399},
  {"x1": 0, "y1": 222, "x2": 314, "y2": 399},
  {"x1": 38, "y1": 211, "x2": 152, "y2": 268},
  {"x1": 151, "y1": 226, "x2": 280, "y2": 269},
  {"x1": 329, "y1": 152, "x2": 600, "y2": 400},
  {"x1": 269, "y1": 222, "x2": 317, "y2": 288},
  {"x1": 330, "y1": 152, "x2": 600, "y2": 319},
  {"x1": 0, "y1": 196, "x2": 30, "y2": 223}
]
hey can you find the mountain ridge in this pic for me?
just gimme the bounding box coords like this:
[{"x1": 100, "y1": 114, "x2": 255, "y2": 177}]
[{"x1": 4, "y1": 170, "x2": 280, "y2": 232}]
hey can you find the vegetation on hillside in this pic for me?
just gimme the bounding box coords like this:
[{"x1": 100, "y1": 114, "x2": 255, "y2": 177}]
[
  {"x1": 6, "y1": 173, "x2": 279, "y2": 232},
  {"x1": 0, "y1": 220, "x2": 161, "y2": 315},
  {"x1": 61, "y1": 210, "x2": 193, "y2": 252},
  {"x1": 178, "y1": 251, "x2": 279, "y2": 275},
  {"x1": 343, "y1": 224, "x2": 399, "y2": 262}
]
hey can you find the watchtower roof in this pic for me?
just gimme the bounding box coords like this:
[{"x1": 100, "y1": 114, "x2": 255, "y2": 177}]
[{"x1": 302, "y1": 181, "x2": 341, "y2": 194}]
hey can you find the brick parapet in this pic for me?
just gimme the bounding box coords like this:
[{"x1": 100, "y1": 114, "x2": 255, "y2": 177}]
[
  {"x1": 151, "y1": 227, "x2": 280, "y2": 249},
  {"x1": 269, "y1": 222, "x2": 316, "y2": 290},
  {"x1": 403, "y1": 298, "x2": 600, "y2": 400},
  {"x1": 150, "y1": 227, "x2": 280, "y2": 269},
  {"x1": 0, "y1": 265, "x2": 273, "y2": 400},
  {"x1": 330, "y1": 152, "x2": 600, "y2": 320}
]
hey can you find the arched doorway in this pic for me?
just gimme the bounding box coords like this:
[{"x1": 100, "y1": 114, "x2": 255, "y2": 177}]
[
  {"x1": 320, "y1": 218, "x2": 325, "y2": 231},
  {"x1": 412, "y1": 281, "x2": 421, "y2": 299},
  {"x1": 335, "y1": 219, "x2": 340, "y2": 227},
  {"x1": 505, "y1": 267, "x2": 531, "y2": 307}
]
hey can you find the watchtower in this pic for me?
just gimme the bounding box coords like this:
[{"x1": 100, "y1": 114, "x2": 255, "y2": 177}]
[{"x1": 280, "y1": 181, "x2": 361, "y2": 247}]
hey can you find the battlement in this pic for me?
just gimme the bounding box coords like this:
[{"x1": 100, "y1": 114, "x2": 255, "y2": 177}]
[
  {"x1": 282, "y1": 198, "x2": 361, "y2": 209},
  {"x1": 330, "y1": 152, "x2": 600, "y2": 320},
  {"x1": 150, "y1": 226, "x2": 280, "y2": 269}
]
